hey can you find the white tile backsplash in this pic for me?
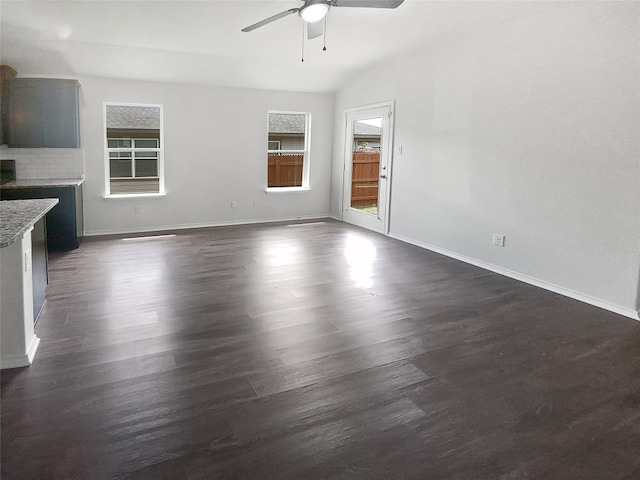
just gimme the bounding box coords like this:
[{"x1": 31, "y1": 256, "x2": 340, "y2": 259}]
[{"x1": 0, "y1": 146, "x2": 85, "y2": 179}]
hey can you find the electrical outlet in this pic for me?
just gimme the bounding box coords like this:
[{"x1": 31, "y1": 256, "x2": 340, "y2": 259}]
[
  {"x1": 493, "y1": 234, "x2": 506, "y2": 247},
  {"x1": 230, "y1": 201, "x2": 237, "y2": 209},
  {"x1": 135, "y1": 205, "x2": 143, "y2": 214}
]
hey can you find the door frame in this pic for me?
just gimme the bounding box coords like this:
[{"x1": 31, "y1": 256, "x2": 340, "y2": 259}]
[{"x1": 340, "y1": 101, "x2": 395, "y2": 235}]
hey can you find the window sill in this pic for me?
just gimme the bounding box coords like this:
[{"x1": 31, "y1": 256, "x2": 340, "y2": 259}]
[
  {"x1": 103, "y1": 193, "x2": 167, "y2": 199},
  {"x1": 265, "y1": 187, "x2": 311, "y2": 193}
]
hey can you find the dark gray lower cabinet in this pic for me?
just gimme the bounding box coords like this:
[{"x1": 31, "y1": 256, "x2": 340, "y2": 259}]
[
  {"x1": 1, "y1": 185, "x2": 83, "y2": 251},
  {"x1": 31, "y1": 217, "x2": 48, "y2": 323}
]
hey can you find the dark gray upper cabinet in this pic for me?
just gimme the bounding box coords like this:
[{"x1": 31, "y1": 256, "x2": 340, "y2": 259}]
[
  {"x1": 7, "y1": 78, "x2": 80, "y2": 148},
  {"x1": 0, "y1": 65, "x2": 17, "y2": 145}
]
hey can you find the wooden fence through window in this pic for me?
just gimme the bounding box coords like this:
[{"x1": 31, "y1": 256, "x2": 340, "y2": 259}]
[
  {"x1": 351, "y1": 151, "x2": 380, "y2": 207},
  {"x1": 268, "y1": 155, "x2": 303, "y2": 187},
  {"x1": 268, "y1": 152, "x2": 380, "y2": 204}
]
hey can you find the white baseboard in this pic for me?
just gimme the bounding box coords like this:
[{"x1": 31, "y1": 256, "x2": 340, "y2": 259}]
[
  {"x1": 0, "y1": 335, "x2": 40, "y2": 370},
  {"x1": 27, "y1": 335, "x2": 40, "y2": 364},
  {"x1": 389, "y1": 233, "x2": 640, "y2": 322},
  {"x1": 84, "y1": 214, "x2": 333, "y2": 237}
]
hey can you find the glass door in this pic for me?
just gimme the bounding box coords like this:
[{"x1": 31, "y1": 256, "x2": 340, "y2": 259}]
[{"x1": 342, "y1": 103, "x2": 393, "y2": 234}]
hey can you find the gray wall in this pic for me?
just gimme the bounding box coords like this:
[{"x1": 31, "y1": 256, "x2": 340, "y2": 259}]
[
  {"x1": 79, "y1": 77, "x2": 334, "y2": 234},
  {"x1": 331, "y1": 1, "x2": 640, "y2": 317}
]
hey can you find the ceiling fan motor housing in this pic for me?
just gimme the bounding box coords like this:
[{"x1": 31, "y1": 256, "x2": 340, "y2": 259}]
[{"x1": 299, "y1": 0, "x2": 332, "y2": 23}]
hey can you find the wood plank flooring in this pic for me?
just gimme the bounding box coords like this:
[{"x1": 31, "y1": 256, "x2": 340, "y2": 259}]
[{"x1": 2, "y1": 219, "x2": 639, "y2": 479}]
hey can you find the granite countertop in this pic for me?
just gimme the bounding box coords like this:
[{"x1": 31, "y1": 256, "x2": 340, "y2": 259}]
[
  {"x1": 0, "y1": 199, "x2": 59, "y2": 248},
  {"x1": 1, "y1": 178, "x2": 84, "y2": 189}
]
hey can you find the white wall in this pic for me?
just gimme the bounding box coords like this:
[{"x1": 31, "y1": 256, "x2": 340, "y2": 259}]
[
  {"x1": 79, "y1": 77, "x2": 334, "y2": 235},
  {"x1": 331, "y1": 2, "x2": 640, "y2": 317}
]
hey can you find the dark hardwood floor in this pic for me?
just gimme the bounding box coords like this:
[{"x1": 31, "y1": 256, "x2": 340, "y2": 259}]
[{"x1": 2, "y1": 219, "x2": 639, "y2": 479}]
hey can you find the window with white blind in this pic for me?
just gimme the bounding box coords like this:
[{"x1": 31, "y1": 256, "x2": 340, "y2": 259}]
[{"x1": 104, "y1": 103, "x2": 164, "y2": 196}]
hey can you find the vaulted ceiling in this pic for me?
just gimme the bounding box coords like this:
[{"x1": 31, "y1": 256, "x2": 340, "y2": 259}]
[{"x1": 1, "y1": 0, "x2": 557, "y2": 93}]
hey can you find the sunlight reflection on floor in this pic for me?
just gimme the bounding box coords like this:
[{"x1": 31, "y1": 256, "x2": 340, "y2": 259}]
[{"x1": 344, "y1": 234, "x2": 376, "y2": 289}]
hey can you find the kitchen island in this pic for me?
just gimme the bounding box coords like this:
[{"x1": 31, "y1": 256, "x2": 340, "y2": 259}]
[{"x1": 1, "y1": 198, "x2": 58, "y2": 369}]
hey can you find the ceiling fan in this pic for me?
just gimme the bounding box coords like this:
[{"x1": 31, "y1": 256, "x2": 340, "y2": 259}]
[{"x1": 241, "y1": 0, "x2": 405, "y2": 40}]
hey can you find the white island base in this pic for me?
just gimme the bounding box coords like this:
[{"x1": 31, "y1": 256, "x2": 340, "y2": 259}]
[{"x1": 1, "y1": 227, "x2": 40, "y2": 369}]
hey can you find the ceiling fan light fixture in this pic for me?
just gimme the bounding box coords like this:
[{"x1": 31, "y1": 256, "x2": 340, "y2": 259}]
[{"x1": 299, "y1": 3, "x2": 330, "y2": 23}]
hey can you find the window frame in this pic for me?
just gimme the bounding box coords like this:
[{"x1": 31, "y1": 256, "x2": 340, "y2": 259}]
[
  {"x1": 103, "y1": 102, "x2": 165, "y2": 198},
  {"x1": 266, "y1": 110, "x2": 311, "y2": 192}
]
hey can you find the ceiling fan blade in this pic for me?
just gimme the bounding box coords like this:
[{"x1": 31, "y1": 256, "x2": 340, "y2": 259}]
[
  {"x1": 307, "y1": 20, "x2": 324, "y2": 40},
  {"x1": 333, "y1": 0, "x2": 404, "y2": 8},
  {"x1": 241, "y1": 8, "x2": 299, "y2": 32}
]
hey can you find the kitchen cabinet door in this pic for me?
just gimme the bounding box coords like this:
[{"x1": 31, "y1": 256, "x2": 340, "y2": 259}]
[
  {"x1": 0, "y1": 65, "x2": 17, "y2": 145},
  {"x1": 7, "y1": 78, "x2": 80, "y2": 148}
]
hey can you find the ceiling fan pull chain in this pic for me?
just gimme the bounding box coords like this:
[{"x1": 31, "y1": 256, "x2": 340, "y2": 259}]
[{"x1": 323, "y1": 16, "x2": 327, "y2": 51}]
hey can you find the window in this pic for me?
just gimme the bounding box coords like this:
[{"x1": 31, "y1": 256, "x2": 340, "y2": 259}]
[
  {"x1": 267, "y1": 140, "x2": 281, "y2": 151},
  {"x1": 267, "y1": 111, "x2": 310, "y2": 189},
  {"x1": 104, "y1": 103, "x2": 164, "y2": 196}
]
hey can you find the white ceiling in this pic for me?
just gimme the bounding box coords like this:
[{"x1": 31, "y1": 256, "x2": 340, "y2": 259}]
[{"x1": 0, "y1": 0, "x2": 558, "y2": 93}]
